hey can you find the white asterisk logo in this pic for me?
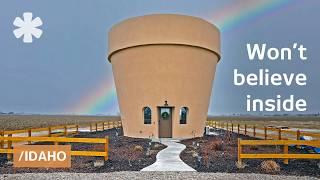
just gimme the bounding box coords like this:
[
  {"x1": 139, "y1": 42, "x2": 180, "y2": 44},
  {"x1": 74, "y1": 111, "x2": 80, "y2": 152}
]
[{"x1": 13, "y1": 12, "x2": 43, "y2": 43}]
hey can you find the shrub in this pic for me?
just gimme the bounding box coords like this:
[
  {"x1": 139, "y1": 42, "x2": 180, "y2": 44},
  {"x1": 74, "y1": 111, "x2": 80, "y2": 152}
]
[
  {"x1": 260, "y1": 160, "x2": 280, "y2": 173},
  {"x1": 152, "y1": 143, "x2": 162, "y2": 150},
  {"x1": 190, "y1": 150, "x2": 198, "y2": 158},
  {"x1": 133, "y1": 145, "x2": 143, "y2": 151},
  {"x1": 204, "y1": 139, "x2": 224, "y2": 151},
  {"x1": 146, "y1": 149, "x2": 157, "y2": 156},
  {"x1": 201, "y1": 149, "x2": 210, "y2": 168},
  {"x1": 235, "y1": 161, "x2": 248, "y2": 169},
  {"x1": 211, "y1": 141, "x2": 223, "y2": 151}
]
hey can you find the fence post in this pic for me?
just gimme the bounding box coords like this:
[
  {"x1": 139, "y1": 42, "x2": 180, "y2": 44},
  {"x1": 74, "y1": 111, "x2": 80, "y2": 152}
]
[
  {"x1": 237, "y1": 138, "x2": 242, "y2": 165},
  {"x1": 264, "y1": 127, "x2": 267, "y2": 140},
  {"x1": 76, "y1": 125, "x2": 79, "y2": 133},
  {"x1": 237, "y1": 124, "x2": 240, "y2": 134},
  {"x1": 278, "y1": 129, "x2": 282, "y2": 140},
  {"x1": 296, "y1": 129, "x2": 301, "y2": 148},
  {"x1": 231, "y1": 124, "x2": 234, "y2": 133},
  {"x1": 253, "y1": 126, "x2": 256, "y2": 137},
  {"x1": 102, "y1": 122, "x2": 105, "y2": 130},
  {"x1": 28, "y1": 129, "x2": 32, "y2": 144},
  {"x1": 95, "y1": 123, "x2": 98, "y2": 132},
  {"x1": 104, "y1": 136, "x2": 109, "y2": 161},
  {"x1": 226, "y1": 123, "x2": 229, "y2": 131},
  {"x1": 0, "y1": 130, "x2": 4, "y2": 149},
  {"x1": 283, "y1": 144, "x2": 289, "y2": 164},
  {"x1": 7, "y1": 134, "x2": 12, "y2": 160},
  {"x1": 48, "y1": 127, "x2": 52, "y2": 137},
  {"x1": 90, "y1": 124, "x2": 92, "y2": 132},
  {"x1": 244, "y1": 124, "x2": 247, "y2": 135},
  {"x1": 64, "y1": 125, "x2": 67, "y2": 136}
]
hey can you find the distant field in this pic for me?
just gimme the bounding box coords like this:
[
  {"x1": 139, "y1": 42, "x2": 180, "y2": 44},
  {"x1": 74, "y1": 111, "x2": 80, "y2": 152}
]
[
  {"x1": 0, "y1": 115, "x2": 120, "y2": 131},
  {"x1": 1, "y1": 115, "x2": 319, "y2": 131},
  {"x1": 208, "y1": 116, "x2": 320, "y2": 130}
]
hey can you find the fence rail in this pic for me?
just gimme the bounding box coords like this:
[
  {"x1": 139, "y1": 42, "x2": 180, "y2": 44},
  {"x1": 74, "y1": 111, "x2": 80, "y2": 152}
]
[
  {"x1": 2, "y1": 120, "x2": 121, "y2": 135},
  {"x1": 238, "y1": 138, "x2": 320, "y2": 165},
  {"x1": 0, "y1": 120, "x2": 121, "y2": 148},
  {"x1": 0, "y1": 136, "x2": 109, "y2": 161},
  {"x1": 207, "y1": 120, "x2": 320, "y2": 141}
]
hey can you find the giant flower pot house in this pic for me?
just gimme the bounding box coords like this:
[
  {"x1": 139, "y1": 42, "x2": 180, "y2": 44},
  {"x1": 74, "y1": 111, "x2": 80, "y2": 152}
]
[{"x1": 107, "y1": 14, "x2": 221, "y2": 138}]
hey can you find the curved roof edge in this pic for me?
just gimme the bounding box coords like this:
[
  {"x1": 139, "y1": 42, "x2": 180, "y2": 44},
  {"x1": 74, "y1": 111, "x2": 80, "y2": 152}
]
[{"x1": 107, "y1": 14, "x2": 221, "y2": 62}]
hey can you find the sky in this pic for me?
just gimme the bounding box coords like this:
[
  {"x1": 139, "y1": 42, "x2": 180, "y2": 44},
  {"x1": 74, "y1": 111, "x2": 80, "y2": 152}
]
[{"x1": 0, "y1": 0, "x2": 319, "y2": 115}]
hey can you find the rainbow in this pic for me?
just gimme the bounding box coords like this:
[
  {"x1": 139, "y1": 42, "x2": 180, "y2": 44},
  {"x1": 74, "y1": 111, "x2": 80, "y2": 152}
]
[
  {"x1": 210, "y1": 0, "x2": 295, "y2": 32},
  {"x1": 69, "y1": 75, "x2": 118, "y2": 115},
  {"x1": 69, "y1": 0, "x2": 297, "y2": 115}
]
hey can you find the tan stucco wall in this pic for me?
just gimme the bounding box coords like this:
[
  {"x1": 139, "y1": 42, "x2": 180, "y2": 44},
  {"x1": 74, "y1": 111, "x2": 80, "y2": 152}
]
[{"x1": 107, "y1": 14, "x2": 221, "y2": 138}]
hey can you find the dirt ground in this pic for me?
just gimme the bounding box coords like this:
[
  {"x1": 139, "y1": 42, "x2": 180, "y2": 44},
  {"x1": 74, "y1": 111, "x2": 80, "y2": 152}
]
[
  {"x1": 180, "y1": 129, "x2": 320, "y2": 177},
  {"x1": 0, "y1": 128, "x2": 166, "y2": 173},
  {"x1": 0, "y1": 115, "x2": 120, "y2": 130}
]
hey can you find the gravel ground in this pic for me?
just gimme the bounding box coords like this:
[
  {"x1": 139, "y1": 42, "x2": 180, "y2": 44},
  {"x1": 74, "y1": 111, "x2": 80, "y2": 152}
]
[
  {"x1": 0, "y1": 172, "x2": 318, "y2": 180},
  {"x1": 0, "y1": 128, "x2": 166, "y2": 173},
  {"x1": 180, "y1": 129, "x2": 320, "y2": 177}
]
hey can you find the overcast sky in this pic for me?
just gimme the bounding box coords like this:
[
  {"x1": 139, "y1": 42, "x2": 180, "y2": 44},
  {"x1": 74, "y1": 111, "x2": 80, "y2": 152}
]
[{"x1": 0, "y1": 0, "x2": 319, "y2": 115}]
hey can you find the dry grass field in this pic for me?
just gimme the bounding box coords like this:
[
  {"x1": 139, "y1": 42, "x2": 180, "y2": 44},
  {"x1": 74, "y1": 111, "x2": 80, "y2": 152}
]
[
  {"x1": 1, "y1": 115, "x2": 319, "y2": 132},
  {"x1": 208, "y1": 116, "x2": 320, "y2": 130},
  {"x1": 0, "y1": 115, "x2": 120, "y2": 131}
]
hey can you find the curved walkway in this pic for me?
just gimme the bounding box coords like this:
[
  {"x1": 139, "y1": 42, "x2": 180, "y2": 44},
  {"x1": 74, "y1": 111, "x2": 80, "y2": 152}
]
[{"x1": 141, "y1": 139, "x2": 196, "y2": 171}]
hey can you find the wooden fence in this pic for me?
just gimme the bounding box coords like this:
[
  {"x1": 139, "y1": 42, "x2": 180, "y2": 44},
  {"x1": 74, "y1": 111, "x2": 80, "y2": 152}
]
[
  {"x1": 207, "y1": 120, "x2": 320, "y2": 140},
  {"x1": 0, "y1": 120, "x2": 121, "y2": 148},
  {"x1": 238, "y1": 138, "x2": 320, "y2": 165},
  {"x1": 0, "y1": 136, "x2": 109, "y2": 161}
]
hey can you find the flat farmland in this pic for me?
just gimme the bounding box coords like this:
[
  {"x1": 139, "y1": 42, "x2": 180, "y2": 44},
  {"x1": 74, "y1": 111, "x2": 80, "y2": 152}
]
[
  {"x1": 0, "y1": 115, "x2": 120, "y2": 131},
  {"x1": 208, "y1": 116, "x2": 320, "y2": 130},
  {"x1": 1, "y1": 115, "x2": 319, "y2": 132}
]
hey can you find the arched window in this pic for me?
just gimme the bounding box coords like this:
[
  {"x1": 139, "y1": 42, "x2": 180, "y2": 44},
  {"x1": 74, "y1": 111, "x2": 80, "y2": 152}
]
[
  {"x1": 143, "y1": 107, "x2": 152, "y2": 124},
  {"x1": 180, "y1": 107, "x2": 188, "y2": 124}
]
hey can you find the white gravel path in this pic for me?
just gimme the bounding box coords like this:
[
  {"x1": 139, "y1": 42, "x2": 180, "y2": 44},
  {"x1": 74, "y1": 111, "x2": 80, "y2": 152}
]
[{"x1": 0, "y1": 172, "x2": 318, "y2": 180}]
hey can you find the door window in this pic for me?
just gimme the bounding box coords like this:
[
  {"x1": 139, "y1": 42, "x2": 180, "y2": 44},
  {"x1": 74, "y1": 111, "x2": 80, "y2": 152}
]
[{"x1": 160, "y1": 108, "x2": 170, "y2": 120}]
